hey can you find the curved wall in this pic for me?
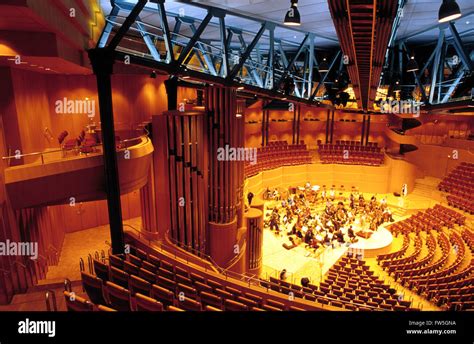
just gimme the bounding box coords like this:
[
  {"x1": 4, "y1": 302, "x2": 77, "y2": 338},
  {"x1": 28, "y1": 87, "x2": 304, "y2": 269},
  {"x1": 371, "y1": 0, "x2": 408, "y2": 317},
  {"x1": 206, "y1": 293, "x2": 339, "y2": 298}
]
[
  {"x1": 4, "y1": 137, "x2": 153, "y2": 209},
  {"x1": 244, "y1": 155, "x2": 417, "y2": 197}
]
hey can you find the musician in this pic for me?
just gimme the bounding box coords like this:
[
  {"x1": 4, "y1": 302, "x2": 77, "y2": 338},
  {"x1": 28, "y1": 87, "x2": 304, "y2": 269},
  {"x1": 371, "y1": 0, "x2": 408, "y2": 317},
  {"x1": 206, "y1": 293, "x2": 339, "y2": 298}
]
[
  {"x1": 349, "y1": 193, "x2": 355, "y2": 209},
  {"x1": 329, "y1": 187, "x2": 336, "y2": 201},
  {"x1": 269, "y1": 208, "x2": 280, "y2": 232}
]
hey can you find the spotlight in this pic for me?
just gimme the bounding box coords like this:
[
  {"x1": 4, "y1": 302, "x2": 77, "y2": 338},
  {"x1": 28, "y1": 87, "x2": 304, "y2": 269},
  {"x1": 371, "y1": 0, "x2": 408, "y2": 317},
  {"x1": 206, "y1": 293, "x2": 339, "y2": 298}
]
[
  {"x1": 406, "y1": 56, "x2": 419, "y2": 72},
  {"x1": 319, "y1": 58, "x2": 330, "y2": 73},
  {"x1": 150, "y1": 70, "x2": 157, "y2": 79},
  {"x1": 438, "y1": 0, "x2": 461, "y2": 23},
  {"x1": 284, "y1": 0, "x2": 301, "y2": 26},
  {"x1": 237, "y1": 86, "x2": 245, "y2": 91}
]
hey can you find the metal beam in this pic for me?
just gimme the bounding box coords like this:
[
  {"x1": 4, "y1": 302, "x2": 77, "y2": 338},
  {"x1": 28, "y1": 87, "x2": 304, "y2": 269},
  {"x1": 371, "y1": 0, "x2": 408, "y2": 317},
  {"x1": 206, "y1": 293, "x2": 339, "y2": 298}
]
[
  {"x1": 449, "y1": 22, "x2": 474, "y2": 72},
  {"x1": 307, "y1": 35, "x2": 315, "y2": 98},
  {"x1": 237, "y1": 33, "x2": 263, "y2": 87},
  {"x1": 108, "y1": 0, "x2": 147, "y2": 51},
  {"x1": 219, "y1": 16, "x2": 229, "y2": 78},
  {"x1": 309, "y1": 51, "x2": 341, "y2": 101},
  {"x1": 172, "y1": 18, "x2": 181, "y2": 41},
  {"x1": 189, "y1": 22, "x2": 218, "y2": 76},
  {"x1": 401, "y1": 42, "x2": 428, "y2": 102},
  {"x1": 275, "y1": 34, "x2": 309, "y2": 88},
  {"x1": 265, "y1": 25, "x2": 274, "y2": 89},
  {"x1": 157, "y1": 0, "x2": 174, "y2": 63},
  {"x1": 441, "y1": 70, "x2": 465, "y2": 103},
  {"x1": 227, "y1": 22, "x2": 267, "y2": 82},
  {"x1": 135, "y1": 16, "x2": 161, "y2": 61},
  {"x1": 176, "y1": 11, "x2": 213, "y2": 68},
  {"x1": 98, "y1": 5, "x2": 119, "y2": 48},
  {"x1": 429, "y1": 29, "x2": 445, "y2": 104}
]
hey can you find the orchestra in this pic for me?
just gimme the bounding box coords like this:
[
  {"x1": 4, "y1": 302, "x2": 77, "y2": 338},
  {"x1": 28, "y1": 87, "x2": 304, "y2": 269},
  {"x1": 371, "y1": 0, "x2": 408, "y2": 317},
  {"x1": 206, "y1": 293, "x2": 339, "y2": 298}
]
[{"x1": 263, "y1": 183, "x2": 395, "y2": 254}]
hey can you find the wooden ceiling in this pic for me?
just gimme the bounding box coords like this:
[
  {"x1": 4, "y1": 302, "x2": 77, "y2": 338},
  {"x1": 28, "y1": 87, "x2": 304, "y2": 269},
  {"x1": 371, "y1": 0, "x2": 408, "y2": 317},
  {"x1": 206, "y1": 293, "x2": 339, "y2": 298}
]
[{"x1": 328, "y1": 0, "x2": 398, "y2": 111}]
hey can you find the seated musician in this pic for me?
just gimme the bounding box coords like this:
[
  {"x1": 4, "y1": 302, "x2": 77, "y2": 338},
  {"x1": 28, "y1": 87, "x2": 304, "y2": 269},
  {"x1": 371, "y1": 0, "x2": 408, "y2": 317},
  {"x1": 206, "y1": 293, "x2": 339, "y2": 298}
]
[{"x1": 304, "y1": 228, "x2": 314, "y2": 244}]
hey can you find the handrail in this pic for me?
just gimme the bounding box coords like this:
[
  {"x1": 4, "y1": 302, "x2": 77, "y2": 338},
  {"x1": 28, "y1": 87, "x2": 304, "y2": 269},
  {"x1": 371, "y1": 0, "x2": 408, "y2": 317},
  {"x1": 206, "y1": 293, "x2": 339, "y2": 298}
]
[
  {"x1": 79, "y1": 257, "x2": 85, "y2": 272},
  {"x1": 64, "y1": 278, "x2": 72, "y2": 292},
  {"x1": 45, "y1": 290, "x2": 58, "y2": 311},
  {"x1": 1, "y1": 127, "x2": 149, "y2": 163},
  {"x1": 87, "y1": 254, "x2": 93, "y2": 274}
]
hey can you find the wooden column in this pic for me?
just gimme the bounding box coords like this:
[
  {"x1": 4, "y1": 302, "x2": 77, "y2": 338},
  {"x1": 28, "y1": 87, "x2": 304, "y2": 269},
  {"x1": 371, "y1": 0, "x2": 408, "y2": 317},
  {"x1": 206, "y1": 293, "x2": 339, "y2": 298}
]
[
  {"x1": 245, "y1": 208, "x2": 263, "y2": 275},
  {"x1": 205, "y1": 86, "x2": 245, "y2": 270}
]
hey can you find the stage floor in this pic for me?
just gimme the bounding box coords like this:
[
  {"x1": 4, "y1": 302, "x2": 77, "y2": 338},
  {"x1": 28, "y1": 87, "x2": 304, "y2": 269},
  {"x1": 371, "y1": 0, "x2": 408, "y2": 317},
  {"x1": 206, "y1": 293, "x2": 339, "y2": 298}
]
[{"x1": 259, "y1": 190, "x2": 416, "y2": 285}]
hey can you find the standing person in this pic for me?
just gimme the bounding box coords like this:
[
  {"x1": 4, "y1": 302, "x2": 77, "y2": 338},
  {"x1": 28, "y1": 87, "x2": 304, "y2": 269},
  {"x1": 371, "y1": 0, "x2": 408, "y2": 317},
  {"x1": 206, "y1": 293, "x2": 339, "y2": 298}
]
[{"x1": 280, "y1": 269, "x2": 288, "y2": 281}]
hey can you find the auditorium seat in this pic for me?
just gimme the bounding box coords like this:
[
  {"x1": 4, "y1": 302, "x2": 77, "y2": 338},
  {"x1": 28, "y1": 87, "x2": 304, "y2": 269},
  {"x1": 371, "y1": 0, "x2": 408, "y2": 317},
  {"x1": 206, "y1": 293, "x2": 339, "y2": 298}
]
[
  {"x1": 129, "y1": 275, "x2": 152, "y2": 296},
  {"x1": 97, "y1": 305, "x2": 117, "y2": 312},
  {"x1": 237, "y1": 296, "x2": 259, "y2": 308},
  {"x1": 63, "y1": 291, "x2": 93, "y2": 312},
  {"x1": 110, "y1": 266, "x2": 129, "y2": 288},
  {"x1": 151, "y1": 285, "x2": 175, "y2": 306},
  {"x1": 93, "y1": 259, "x2": 109, "y2": 282},
  {"x1": 200, "y1": 291, "x2": 223, "y2": 309},
  {"x1": 194, "y1": 281, "x2": 214, "y2": 294},
  {"x1": 176, "y1": 283, "x2": 198, "y2": 300},
  {"x1": 81, "y1": 272, "x2": 106, "y2": 306},
  {"x1": 134, "y1": 293, "x2": 164, "y2": 311},
  {"x1": 109, "y1": 255, "x2": 125, "y2": 269},
  {"x1": 138, "y1": 267, "x2": 156, "y2": 284},
  {"x1": 224, "y1": 299, "x2": 248, "y2": 311},
  {"x1": 215, "y1": 288, "x2": 234, "y2": 300},
  {"x1": 105, "y1": 281, "x2": 131, "y2": 311},
  {"x1": 178, "y1": 297, "x2": 202, "y2": 311},
  {"x1": 156, "y1": 275, "x2": 176, "y2": 291},
  {"x1": 167, "y1": 306, "x2": 185, "y2": 311},
  {"x1": 123, "y1": 261, "x2": 140, "y2": 276},
  {"x1": 205, "y1": 305, "x2": 223, "y2": 311}
]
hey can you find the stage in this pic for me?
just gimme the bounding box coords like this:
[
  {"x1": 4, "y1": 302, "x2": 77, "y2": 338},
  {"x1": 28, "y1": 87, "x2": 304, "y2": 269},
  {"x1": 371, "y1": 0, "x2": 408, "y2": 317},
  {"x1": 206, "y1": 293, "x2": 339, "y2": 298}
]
[{"x1": 260, "y1": 226, "x2": 393, "y2": 284}]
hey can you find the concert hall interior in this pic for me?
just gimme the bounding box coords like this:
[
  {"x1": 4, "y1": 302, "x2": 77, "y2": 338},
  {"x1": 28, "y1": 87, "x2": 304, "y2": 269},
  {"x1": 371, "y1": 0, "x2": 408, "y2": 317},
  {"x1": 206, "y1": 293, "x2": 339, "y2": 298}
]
[{"x1": 0, "y1": 0, "x2": 473, "y2": 313}]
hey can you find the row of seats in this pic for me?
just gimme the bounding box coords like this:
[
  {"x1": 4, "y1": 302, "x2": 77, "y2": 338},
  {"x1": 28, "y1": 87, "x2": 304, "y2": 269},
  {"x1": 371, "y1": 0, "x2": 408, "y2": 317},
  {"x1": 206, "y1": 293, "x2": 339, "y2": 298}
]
[
  {"x1": 318, "y1": 143, "x2": 384, "y2": 166},
  {"x1": 325, "y1": 140, "x2": 379, "y2": 147},
  {"x1": 316, "y1": 256, "x2": 413, "y2": 311},
  {"x1": 388, "y1": 205, "x2": 465, "y2": 235},
  {"x1": 58, "y1": 129, "x2": 101, "y2": 154},
  {"x1": 263, "y1": 255, "x2": 415, "y2": 311},
  {"x1": 438, "y1": 162, "x2": 474, "y2": 213},
  {"x1": 378, "y1": 208, "x2": 473, "y2": 310},
  {"x1": 76, "y1": 248, "x2": 308, "y2": 312},
  {"x1": 244, "y1": 142, "x2": 311, "y2": 177},
  {"x1": 447, "y1": 194, "x2": 474, "y2": 214}
]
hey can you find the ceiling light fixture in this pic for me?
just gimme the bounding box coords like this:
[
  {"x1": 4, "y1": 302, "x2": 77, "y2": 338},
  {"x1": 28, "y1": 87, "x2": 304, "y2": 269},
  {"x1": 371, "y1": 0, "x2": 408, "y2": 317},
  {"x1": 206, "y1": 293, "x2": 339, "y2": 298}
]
[
  {"x1": 406, "y1": 56, "x2": 419, "y2": 72},
  {"x1": 319, "y1": 58, "x2": 330, "y2": 73},
  {"x1": 438, "y1": 0, "x2": 462, "y2": 23},
  {"x1": 284, "y1": 0, "x2": 301, "y2": 26}
]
